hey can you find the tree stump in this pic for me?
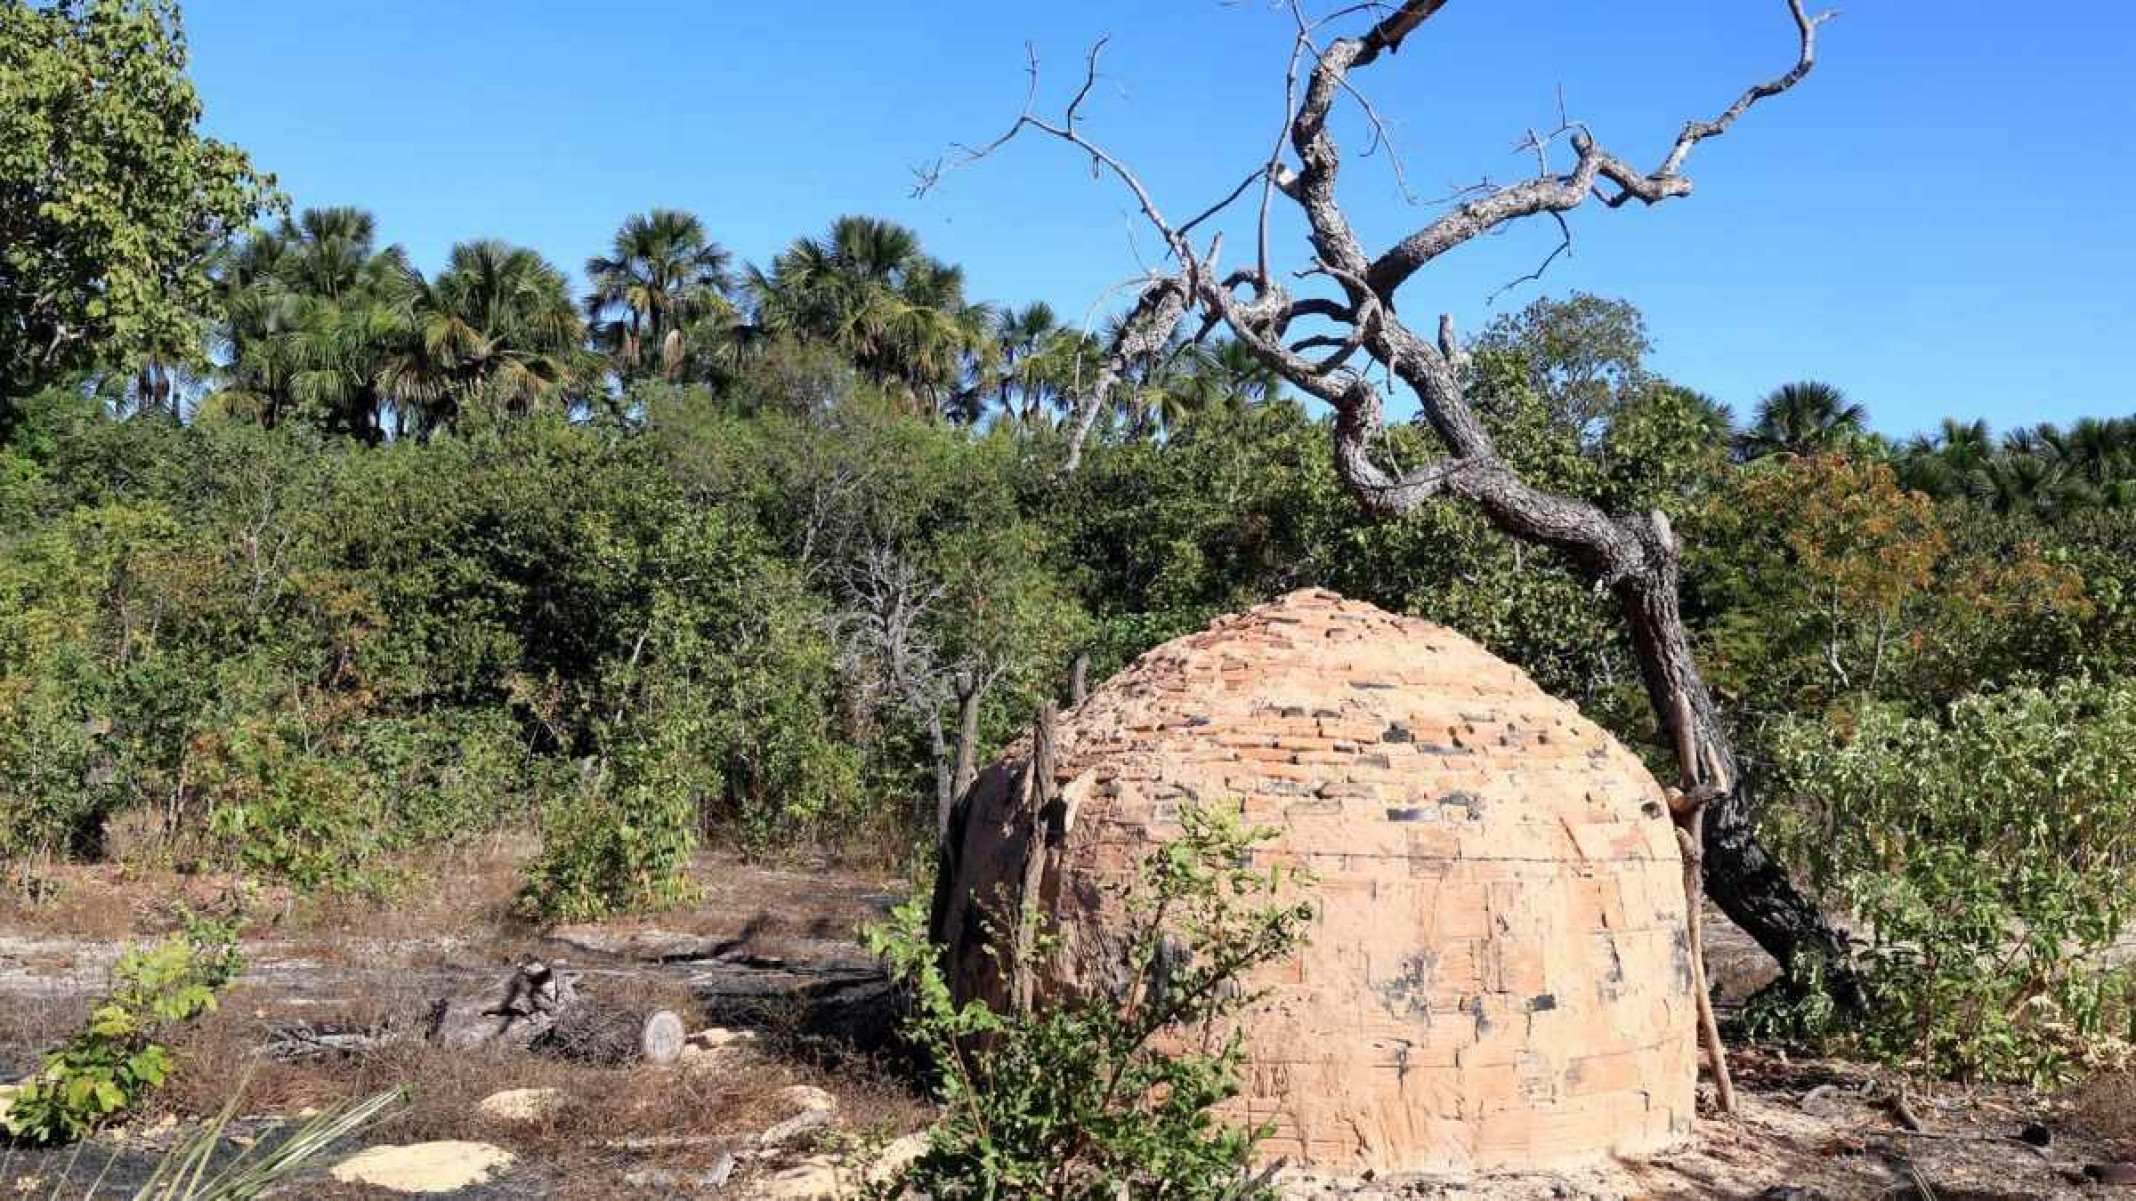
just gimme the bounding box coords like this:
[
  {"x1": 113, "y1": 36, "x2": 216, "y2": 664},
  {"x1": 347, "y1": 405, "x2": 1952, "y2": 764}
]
[
  {"x1": 539, "y1": 1005, "x2": 686, "y2": 1066},
  {"x1": 426, "y1": 961, "x2": 579, "y2": 1051}
]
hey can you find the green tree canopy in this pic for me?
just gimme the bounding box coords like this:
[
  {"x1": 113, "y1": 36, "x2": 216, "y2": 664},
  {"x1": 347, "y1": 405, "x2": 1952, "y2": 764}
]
[{"x1": 1, "y1": 0, "x2": 276, "y2": 412}]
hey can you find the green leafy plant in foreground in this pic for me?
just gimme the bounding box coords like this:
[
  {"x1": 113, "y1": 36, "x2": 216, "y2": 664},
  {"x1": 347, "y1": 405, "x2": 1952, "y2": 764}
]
[
  {"x1": 864, "y1": 802, "x2": 1315, "y2": 1200},
  {"x1": 4, "y1": 914, "x2": 244, "y2": 1143}
]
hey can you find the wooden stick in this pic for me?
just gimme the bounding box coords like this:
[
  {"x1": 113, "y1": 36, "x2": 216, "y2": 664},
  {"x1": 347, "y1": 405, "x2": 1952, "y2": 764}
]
[{"x1": 1671, "y1": 694, "x2": 1738, "y2": 1116}]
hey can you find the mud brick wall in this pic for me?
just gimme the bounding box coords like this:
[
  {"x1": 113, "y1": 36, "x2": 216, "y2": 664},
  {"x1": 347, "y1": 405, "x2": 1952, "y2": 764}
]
[{"x1": 938, "y1": 589, "x2": 1696, "y2": 1174}]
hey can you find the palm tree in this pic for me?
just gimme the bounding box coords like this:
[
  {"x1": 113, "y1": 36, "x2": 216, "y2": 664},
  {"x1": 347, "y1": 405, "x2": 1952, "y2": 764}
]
[
  {"x1": 1971, "y1": 451, "x2": 2067, "y2": 519},
  {"x1": 1013, "y1": 327, "x2": 1103, "y2": 426},
  {"x1": 992, "y1": 302, "x2": 1060, "y2": 420},
  {"x1": 1109, "y1": 325, "x2": 1216, "y2": 437},
  {"x1": 746, "y1": 215, "x2": 992, "y2": 415},
  {"x1": 1897, "y1": 417, "x2": 1993, "y2": 498},
  {"x1": 1197, "y1": 338, "x2": 1286, "y2": 406},
  {"x1": 281, "y1": 207, "x2": 385, "y2": 300},
  {"x1": 380, "y1": 239, "x2": 588, "y2": 433},
  {"x1": 1733, "y1": 380, "x2": 1869, "y2": 460},
  {"x1": 214, "y1": 207, "x2": 416, "y2": 441},
  {"x1": 2040, "y1": 416, "x2": 2136, "y2": 487},
  {"x1": 584, "y1": 209, "x2": 734, "y2": 383}
]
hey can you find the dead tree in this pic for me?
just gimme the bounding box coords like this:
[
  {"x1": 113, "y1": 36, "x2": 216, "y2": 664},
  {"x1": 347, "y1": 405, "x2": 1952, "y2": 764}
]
[{"x1": 924, "y1": 0, "x2": 1861, "y2": 1010}]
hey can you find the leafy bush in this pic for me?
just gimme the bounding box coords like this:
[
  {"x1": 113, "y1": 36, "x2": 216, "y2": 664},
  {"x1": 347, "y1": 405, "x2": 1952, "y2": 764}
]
[
  {"x1": 4, "y1": 913, "x2": 245, "y2": 1143},
  {"x1": 519, "y1": 729, "x2": 700, "y2": 922},
  {"x1": 193, "y1": 715, "x2": 390, "y2": 890},
  {"x1": 1760, "y1": 679, "x2": 2136, "y2": 1082},
  {"x1": 865, "y1": 803, "x2": 1314, "y2": 1200}
]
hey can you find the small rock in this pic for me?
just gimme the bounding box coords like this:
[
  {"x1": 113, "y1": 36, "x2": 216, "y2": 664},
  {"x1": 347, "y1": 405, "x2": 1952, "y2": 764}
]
[
  {"x1": 1755, "y1": 1188, "x2": 1831, "y2": 1201},
  {"x1": 678, "y1": 1045, "x2": 727, "y2": 1073},
  {"x1": 624, "y1": 1154, "x2": 738, "y2": 1192},
  {"x1": 759, "y1": 1155, "x2": 847, "y2": 1200},
  {"x1": 687, "y1": 1026, "x2": 761, "y2": 1050},
  {"x1": 761, "y1": 1106, "x2": 833, "y2": 1147},
  {"x1": 678, "y1": 1027, "x2": 763, "y2": 1074},
  {"x1": 1796, "y1": 1083, "x2": 1845, "y2": 1117},
  {"x1": 758, "y1": 1085, "x2": 838, "y2": 1146},
  {"x1": 604, "y1": 1133, "x2": 729, "y2": 1151},
  {"x1": 867, "y1": 1133, "x2": 928, "y2": 1185},
  {"x1": 477, "y1": 1087, "x2": 563, "y2": 1123},
  {"x1": 777, "y1": 1084, "x2": 838, "y2": 1115},
  {"x1": 330, "y1": 1141, "x2": 516, "y2": 1194},
  {"x1": 2019, "y1": 1120, "x2": 2053, "y2": 1148}
]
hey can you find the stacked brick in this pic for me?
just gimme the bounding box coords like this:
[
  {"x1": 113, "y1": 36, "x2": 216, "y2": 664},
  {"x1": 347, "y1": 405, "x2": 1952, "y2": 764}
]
[{"x1": 936, "y1": 589, "x2": 1695, "y2": 1174}]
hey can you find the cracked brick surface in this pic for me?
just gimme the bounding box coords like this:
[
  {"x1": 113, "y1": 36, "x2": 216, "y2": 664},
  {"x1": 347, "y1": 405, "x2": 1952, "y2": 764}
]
[{"x1": 939, "y1": 589, "x2": 1696, "y2": 1174}]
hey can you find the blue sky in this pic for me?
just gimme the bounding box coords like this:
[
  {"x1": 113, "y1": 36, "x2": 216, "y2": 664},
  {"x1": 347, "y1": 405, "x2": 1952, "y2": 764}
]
[{"x1": 183, "y1": 2, "x2": 2135, "y2": 437}]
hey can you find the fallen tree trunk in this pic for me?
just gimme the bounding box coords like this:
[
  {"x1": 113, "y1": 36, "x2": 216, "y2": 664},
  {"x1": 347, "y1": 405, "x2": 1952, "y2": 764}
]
[{"x1": 426, "y1": 960, "x2": 579, "y2": 1051}]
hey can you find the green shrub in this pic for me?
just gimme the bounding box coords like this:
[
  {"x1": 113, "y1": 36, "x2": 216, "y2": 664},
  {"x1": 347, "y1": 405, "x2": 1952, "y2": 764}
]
[
  {"x1": 519, "y1": 729, "x2": 699, "y2": 922},
  {"x1": 353, "y1": 710, "x2": 535, "y2": 846},
  {"x1": 187, "y1": 706, "x2": 435, "y2": 893},
  {"x1": 4, "y1": 913, "x2": 245, "y2": 1143},
  {"x1": 1761, "y1": 679, "x2": 2136, "y2": 1082},
  {"x1": 864, "y1": 803, "x2": 1314, "y2": 1200}
]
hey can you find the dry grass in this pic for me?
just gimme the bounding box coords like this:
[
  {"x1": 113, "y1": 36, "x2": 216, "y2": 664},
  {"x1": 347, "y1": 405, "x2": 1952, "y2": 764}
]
[
  {"x1": 0, "y1": 861, "x2": 270, "y2": 942},
  {"x1": 3, "y1": 840, "x2": 933, "y2": 1197},
  {"x1": 0, "y1": 838, "x2": 901, "y2": 948},
  {"x1": 0, "y1": 990, "x2": 89, "y2": 1079},
  {"x1": 0, "y1": 832, "x2": 544, "y2": 941},
  {"x1": 567, "y1": 852, "x2": 904, "y2": 944},
  {"x1": 151, "y1": 988, "x2": 930, "y2": 1192},
  {"x1": 2070, "y1": 1068, "x2": 2136, "y2": 1151}
]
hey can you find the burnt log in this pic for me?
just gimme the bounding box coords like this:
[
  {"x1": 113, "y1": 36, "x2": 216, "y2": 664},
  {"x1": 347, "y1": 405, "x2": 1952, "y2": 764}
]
[
  {"x1": 426, "y1": 960, "x2": 580, "y2": 1051},
  {"x1": 538, "y1": 1005, "x2": 686, "y2": 1066}
]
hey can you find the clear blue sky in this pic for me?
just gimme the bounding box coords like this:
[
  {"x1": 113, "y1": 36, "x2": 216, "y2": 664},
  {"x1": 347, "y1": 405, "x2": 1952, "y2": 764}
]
[{"x1": 183, "y1": 2, "x2": 2135, "y2": 438}]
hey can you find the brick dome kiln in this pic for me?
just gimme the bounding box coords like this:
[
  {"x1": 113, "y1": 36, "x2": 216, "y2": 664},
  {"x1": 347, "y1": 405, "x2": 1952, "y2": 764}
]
[{"x1": 933, "y1": 589, "x2": 1695, "y2": 1174}]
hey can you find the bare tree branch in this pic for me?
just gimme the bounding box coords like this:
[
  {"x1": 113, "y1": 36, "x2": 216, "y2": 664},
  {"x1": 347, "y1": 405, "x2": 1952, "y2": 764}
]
[
  {"x1": 1363, "y1": 0, "x2": 1830, "y2": 297},
  {"x1": 1060, "y1": 274, "x2": 1191, "y2": 472},
  {"x1": 1658, "y1": 0, "x2": 1833, "y2": 178}
]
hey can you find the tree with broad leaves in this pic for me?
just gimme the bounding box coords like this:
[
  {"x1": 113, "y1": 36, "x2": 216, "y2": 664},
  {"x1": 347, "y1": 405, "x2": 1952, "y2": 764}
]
[
  {"x1": 1, "y1": 0, "x2": 277, "y2": 417},
  {"x1": 920, "y1": 0, "x2": 1864, "y2": 1028}
]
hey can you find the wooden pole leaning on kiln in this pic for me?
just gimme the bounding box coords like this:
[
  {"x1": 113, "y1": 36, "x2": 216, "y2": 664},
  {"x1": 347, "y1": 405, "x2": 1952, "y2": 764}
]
[{"x1": 1669, "y1": 693, "x2": 1738, "y2": 1116}]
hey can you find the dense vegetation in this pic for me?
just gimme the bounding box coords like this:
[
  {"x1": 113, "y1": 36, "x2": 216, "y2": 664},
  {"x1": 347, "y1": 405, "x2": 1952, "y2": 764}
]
[{"x1": 8, "y1": 0, "x2": 2136, "y2": 1083}]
